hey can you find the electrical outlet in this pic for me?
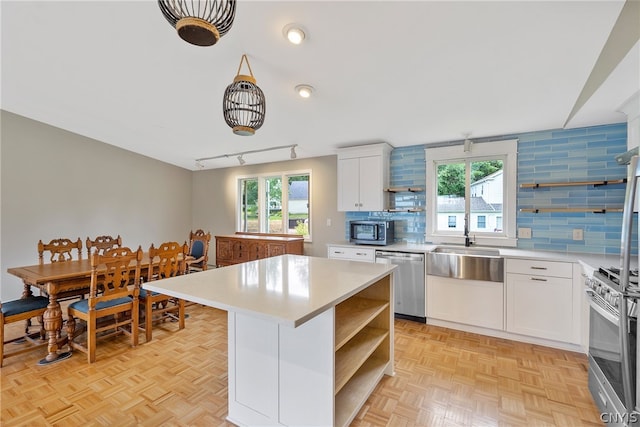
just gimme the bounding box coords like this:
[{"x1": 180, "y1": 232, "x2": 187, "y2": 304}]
[
  {"x1": 518, "y1": 227, "x2": 532, "y2": 239},
  {"x1": 326, "y1": 218, "x2": 332, "y2": 227},
  {"x1": 573, "y1": 228, "x2": 584, "y2": 241}
]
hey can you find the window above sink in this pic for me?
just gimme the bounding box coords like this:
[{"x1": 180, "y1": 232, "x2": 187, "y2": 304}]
[{"x1": 425, "y1": 139, "x2": 518, "y2": 247}]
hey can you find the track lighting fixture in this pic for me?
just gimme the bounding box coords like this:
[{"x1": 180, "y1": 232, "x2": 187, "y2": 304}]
[
  {"x1": 196, "y1": 144, "x2": 298, "y2": 168},
  {"x1": 462, "y1": 133, "x2": 473, "y2": 152}
]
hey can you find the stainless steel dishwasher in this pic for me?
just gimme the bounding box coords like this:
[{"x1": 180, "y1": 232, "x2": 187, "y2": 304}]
[{"x1": 375, "y1": 250, "x2": 426, "y2": 323}]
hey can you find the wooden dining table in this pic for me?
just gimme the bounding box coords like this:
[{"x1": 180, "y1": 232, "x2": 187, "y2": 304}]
[{"x1": 7, "y1": 254, "x2": 157, "y2": 364}]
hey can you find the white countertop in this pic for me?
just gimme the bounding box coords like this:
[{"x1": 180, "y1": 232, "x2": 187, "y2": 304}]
[
  {"x1": 327, "y1": 241, "x2": 632, "y2": 271},
  {"x1": 143, "y1": 254, "x2": 396, "y2": 328}
]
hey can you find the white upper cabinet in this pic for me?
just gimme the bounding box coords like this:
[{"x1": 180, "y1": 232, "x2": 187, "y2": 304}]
[{"x1": 337, "y1": 143, "x2": 392, "y2": 212}]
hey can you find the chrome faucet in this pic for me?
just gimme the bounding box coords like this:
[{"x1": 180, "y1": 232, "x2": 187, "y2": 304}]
[{"x1": 464, "y1": 214, "x2": 472, "y2": 247}]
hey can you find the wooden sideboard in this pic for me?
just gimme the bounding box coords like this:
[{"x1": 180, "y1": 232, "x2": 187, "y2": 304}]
[{"x1": 215, "y1": 233, "x2": 304, "y2": 267}]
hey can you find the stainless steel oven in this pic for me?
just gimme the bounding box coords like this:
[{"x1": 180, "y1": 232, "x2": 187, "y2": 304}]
[
  {"x1": 585, "y1": 154, "x2": 640, "y2": 426},
  {"x1": 586, "y1": 269, "x2": 638, "y2": 426}
]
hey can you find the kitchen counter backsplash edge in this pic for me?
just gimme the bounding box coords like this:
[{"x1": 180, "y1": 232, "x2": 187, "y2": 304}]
[{"x1": 326, "y1": 241, "x2": 631, "y2": 270}]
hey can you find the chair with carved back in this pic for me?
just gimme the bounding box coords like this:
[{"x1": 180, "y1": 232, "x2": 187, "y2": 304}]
[
  {"x1": 1, "y1": 295, "x2": 49, "y2": 367},
  {"x1": 139, "y1": 241, "x2": 188, "y2": 342},
  {"x1": 185, "y1": 229, "x2": 211, "y2": 273},
  {"x1": 65, "y1": 246, "x2": 142, "y2": 363},
  {"x1": 34, "y1": 238, "x2": 84, "y2": 320},
  {"x1": 38, "y1": 238, "x2": 83, "y2": 264},
  {"x1": 86, "y1": 235, "x2": 122, "y2": 257}
]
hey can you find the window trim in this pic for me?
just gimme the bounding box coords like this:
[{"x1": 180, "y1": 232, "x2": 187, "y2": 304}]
[
  {"x1": 236, "y1": 169, "x2": 312, "y2": 242},
  {"x1": 425, "y1": 139, "x2": 517, "y2": 247}
]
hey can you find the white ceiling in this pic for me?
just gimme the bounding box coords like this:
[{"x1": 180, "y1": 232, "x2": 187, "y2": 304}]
[{"x1": 2, "y1": 1, "x2": 638, "y2": 170}]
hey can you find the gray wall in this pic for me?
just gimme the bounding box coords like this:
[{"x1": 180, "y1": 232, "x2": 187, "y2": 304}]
[
  {"x1": 191, "y1": 155, "x2": 346, "y2": 263},
  {"x1": 1, "y1": 111, "x2": 192, "y2": 300},
  {"x1": 1, "y1": 111, "x2": 345, "y2": 300}
]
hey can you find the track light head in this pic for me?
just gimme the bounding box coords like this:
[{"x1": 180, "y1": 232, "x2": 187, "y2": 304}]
[
  {"x1": 237, "y1": 155, "x2": 246, "y2": 165},
  {"x1": 290, "y1": 146, "x2": 297, "y2": 159}
]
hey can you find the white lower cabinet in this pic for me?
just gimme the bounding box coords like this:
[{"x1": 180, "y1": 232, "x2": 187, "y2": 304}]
[
  {"x1": 427, "y1": 275, "x2": 504, "y2": 330},
  {"x1": 506, "y1": 258, "x2": 576, "y2": 343},
  {"x1": 328, "y1": 245, "x2": 375, "y2": 263}
]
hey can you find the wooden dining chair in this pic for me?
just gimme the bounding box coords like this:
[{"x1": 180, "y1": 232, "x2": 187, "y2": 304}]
[
  {"x1": 139, "y1": 241, "x2": 188, "y2": 342},
  {"x1": 1, "y1": 295, "x2": 50, "y2": 367},
  {"x1": 65, "y1": 246, "x2": 143, "y2": 363},
  {"x1": 86, "y1": 235, "x2": 122, "y2": 256},
  {"x1": 38, "y1": 238, "x2": 83, "y2": 263},
  {"x1": 185, "y1": 229, "x2": 211, "y2": 273}
]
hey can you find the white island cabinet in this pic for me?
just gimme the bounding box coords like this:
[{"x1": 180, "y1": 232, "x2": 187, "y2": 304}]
[{"x1": 143, "y1": 254, "x2": 396, "y2": 427}]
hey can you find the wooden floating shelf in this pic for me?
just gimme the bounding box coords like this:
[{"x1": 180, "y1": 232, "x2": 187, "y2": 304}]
[
  {"x1": 384, "y1": 187, "x2": 424, "y2": 192},
  {"x1": 520, "y1": 207, "x2": 623, "y2": 213},
  {"x1": 520, "y1": 179, "x2": 626, "y2": 189},
  {"x1": 385, "y1": 208, "x2": 424, "y2": 213}
]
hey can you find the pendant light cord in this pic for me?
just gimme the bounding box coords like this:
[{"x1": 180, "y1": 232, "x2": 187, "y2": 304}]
[{"x1": 236, "y1": 54, "x2": 254, "y2": 77}]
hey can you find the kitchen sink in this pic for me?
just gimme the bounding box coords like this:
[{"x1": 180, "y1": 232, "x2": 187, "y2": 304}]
[
  {"x1": 431, "y1": 246, "x2": 500, "y2": 257},
  {"x1": 427, "y1": 246, "x2": 504, "y2": 282}
]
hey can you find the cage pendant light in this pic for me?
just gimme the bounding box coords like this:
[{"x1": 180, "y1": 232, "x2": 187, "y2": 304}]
[
  {"x1": 158, "y1": 0, "x2": 236, "y2": 47},
  {"x1": 223, "y1": 54, "x2": 266, "y2": 136}
]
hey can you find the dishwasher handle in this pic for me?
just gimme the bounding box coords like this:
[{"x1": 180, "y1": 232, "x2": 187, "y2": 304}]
[{"x1": 375, "y1": 251, "x2": 424, "y2": 261}]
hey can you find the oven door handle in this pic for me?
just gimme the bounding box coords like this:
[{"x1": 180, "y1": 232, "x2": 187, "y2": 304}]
[{"x1": 585, "y1": 289, "x2": 619, "y2": 325}]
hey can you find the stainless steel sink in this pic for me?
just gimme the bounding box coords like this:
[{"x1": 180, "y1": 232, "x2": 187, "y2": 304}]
[
  {"x1": 431, "y1": 246, "x2": 500, "y2": 257},
  {"x1": 427, "y1": 246, "x2": 504, "y2": 282}
]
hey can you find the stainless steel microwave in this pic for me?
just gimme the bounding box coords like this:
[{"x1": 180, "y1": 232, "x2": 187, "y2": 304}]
[{"x1": 349, "y1": 220, "x2": 395, "y2": 245}]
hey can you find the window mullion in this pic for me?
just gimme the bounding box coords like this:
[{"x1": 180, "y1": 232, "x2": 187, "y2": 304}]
[
  {"x1": 258, "y1": 177, "x2": 266, "y2": 233},
  {"x1": 282, "y1": 173, "x2": 289, "y2": 233},
  {"x1": 464, "y1": 160, "x2": 471, "y2": 235}
]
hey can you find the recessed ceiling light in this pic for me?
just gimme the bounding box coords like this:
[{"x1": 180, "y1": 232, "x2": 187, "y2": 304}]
[
  {"x1": 283, "y1": 23, "x2": 306, "y2": 45},
  {"x1": 295, "y1": 84, "x2": 314, "y2": 98}
]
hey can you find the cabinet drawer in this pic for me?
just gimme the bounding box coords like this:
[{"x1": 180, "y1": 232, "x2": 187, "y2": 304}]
[
  {"x1": 506, "y1": 258, "x2": 572, "y2": 278},
  {"x1": 328, "y1": 246, "x2": 375, "y2": 263}
]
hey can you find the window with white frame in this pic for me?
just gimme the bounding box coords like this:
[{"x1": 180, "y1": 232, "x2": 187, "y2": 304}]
[
  {"x1": 238, "y1": 171, "x2": 311, "y2": 240},
  {"x1": 425, "y1": 139, "x2": 517, "y2": 246}
]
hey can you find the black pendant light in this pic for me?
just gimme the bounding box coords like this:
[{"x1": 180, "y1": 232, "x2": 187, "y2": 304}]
[
  {"x1": 223, "y1": 54, "x2": 266, "y2": 136},
  {"x1": 158, "y1": 0, "x2": 236, "y2": 47}
]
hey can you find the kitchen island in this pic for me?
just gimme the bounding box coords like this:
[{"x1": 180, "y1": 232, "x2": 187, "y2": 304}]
[{"x1": 143, "y1": 254, "x2": 396, "y2": 427}]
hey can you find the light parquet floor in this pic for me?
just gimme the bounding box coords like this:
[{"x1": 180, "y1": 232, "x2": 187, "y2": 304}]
[{"x1": 1, "y1": 305, "x2": 604, "y2": 426}]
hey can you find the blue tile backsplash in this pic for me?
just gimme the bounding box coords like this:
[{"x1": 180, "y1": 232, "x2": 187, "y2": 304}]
[{"x1": 345, "y1": 122, "x2": 637, "y2": 255}]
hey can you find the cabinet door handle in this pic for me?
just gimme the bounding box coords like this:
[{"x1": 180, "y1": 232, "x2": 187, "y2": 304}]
[
  {"x1": 530, "y1": 277, "x2": 548, "y2": 282},
  {"x1": 356, "y1": 252, "x2": 367, "y2": 256},
  {"x1": 334, "y1": 251, "x2": 344, "y2": 254},
  {"x1": 530, "y1": 266, "x2": 548, "y2": 270}
]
